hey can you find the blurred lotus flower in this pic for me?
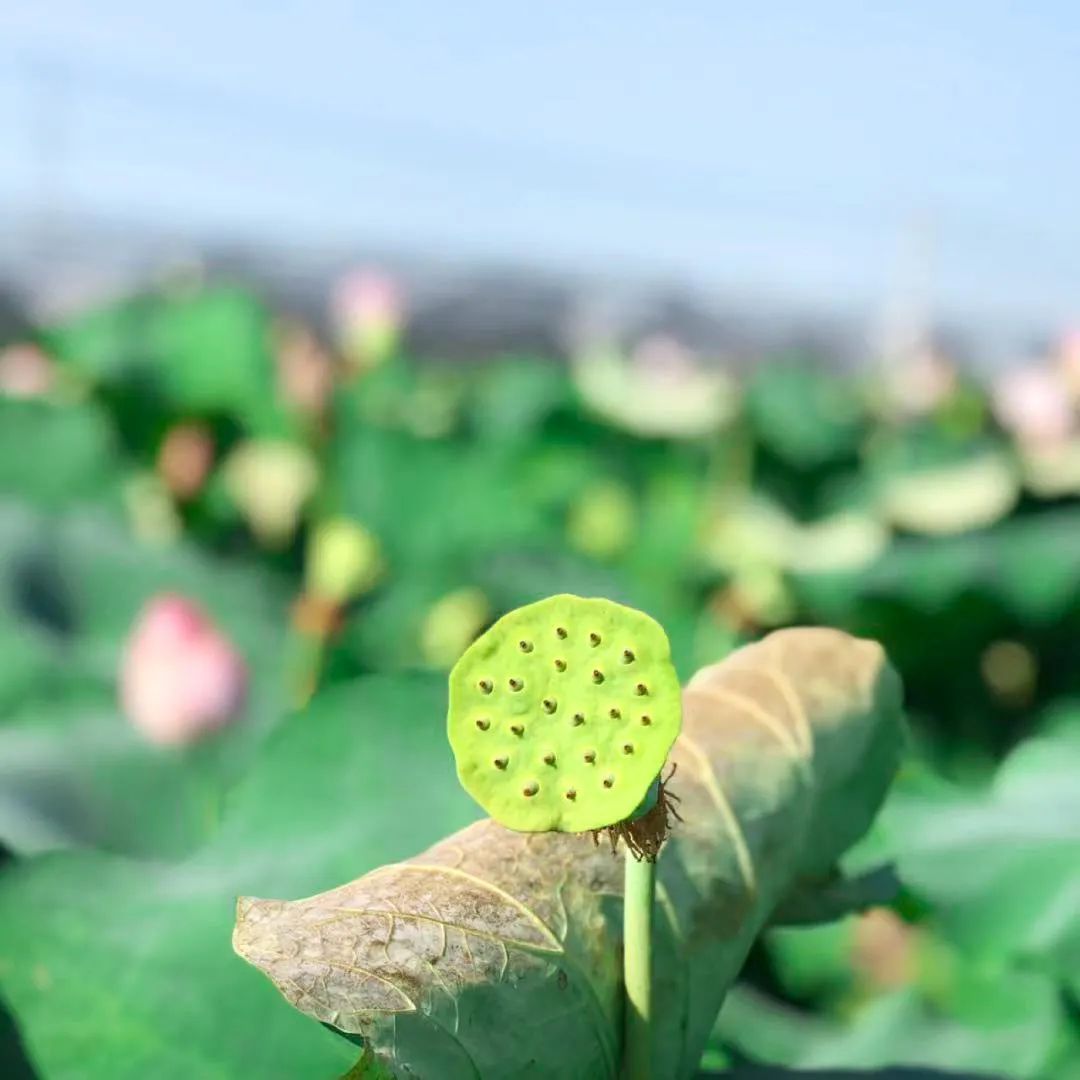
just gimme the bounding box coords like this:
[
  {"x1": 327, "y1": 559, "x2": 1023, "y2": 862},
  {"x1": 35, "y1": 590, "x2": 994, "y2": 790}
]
[
  {"x1": 1055, "y1": 328, "x2": 1080, "y2": 401},
  {"x1": 991, "y1": 364, "x2": 1074, "y2": 449},
  {"x1": 566, "y1": 479, "x2": 636, "y2": 561},
  {"x1": 572, "y1": 335, "x2": 738, "y2": 439},
  {"x1": 223, "y1": 439, "x2": 319, "y2": 548},
  {"x1": 331, "y1": 269, "x2": 404, "y2": 371},
  {"x1": 851, "y1": 908, "x2": 917, "y2": 991},
  {"x1": 419, "y1": 588, "x2": 490, "y2": 670},
  {"x1": 157, "y1": 422, "x2": 215, "y2": 501},
  {"x1": 274, "y1": 319, "x2": 337, "y2": 420},
  {"x1": 0, "y1": 344, "x2": 55, "y2": 399},
  {"x1": 305, "y1": 517, "x2": 383, "y2": 605},
  {"x1": 883, "y1": 347, "x2": 958, "y2": 420},
  {"x1": 120, "y1": 594, "x2": 247, "y2": 747}
]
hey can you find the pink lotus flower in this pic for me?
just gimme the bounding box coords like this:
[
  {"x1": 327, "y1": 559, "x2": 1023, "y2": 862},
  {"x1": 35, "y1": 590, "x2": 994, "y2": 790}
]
[
  {"x1": 120, "y1": 594, "x2": 247, "y2": 747},
  {"x1": 330, "y1": 269, "x2": 405, "y2": 369},
  {"x1": 991, "y1": 364, "x2": 1074, "y2": 449}
]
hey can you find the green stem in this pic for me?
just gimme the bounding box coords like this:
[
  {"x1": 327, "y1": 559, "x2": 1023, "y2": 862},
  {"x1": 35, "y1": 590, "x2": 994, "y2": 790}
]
[{"x1": 623, "y1": 851, "x2": 655, "y2": 1080}]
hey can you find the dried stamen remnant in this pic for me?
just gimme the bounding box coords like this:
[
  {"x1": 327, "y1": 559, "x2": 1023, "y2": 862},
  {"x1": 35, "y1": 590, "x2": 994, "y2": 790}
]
[
  {"x1": 522, "y1": 781, "x2": 539, "y2": 797},
  {"x1": 475, "y1": 718, "x2": 490, "y2": 731},
  {"x1": 592, "y1": 764, "x2": 683, "y2": 861}
]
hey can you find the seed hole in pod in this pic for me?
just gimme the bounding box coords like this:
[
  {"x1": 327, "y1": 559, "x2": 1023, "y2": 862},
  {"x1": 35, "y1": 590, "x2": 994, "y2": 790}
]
[
  {"x1": 592, "y1": 669, "x2": 604, "y2": 684},
  {"x1": 542, "y1": 698, "x2": 557, "y2": 714},
  {"x1": 543, "y1": 751, "x2": 556, "y2": 766},
  {"x1": 640, "y1": 714, "x2": 652, "y2": 726},
  {"x1": 635, "y1": 683, "x2": 648, "y2": 696},
  {"x1": 475, "y1": 718, "x2": 490, "y2": 731},
  {"x1": 522, "y1": 781, "x2": 539, "y2": 797},
  {"x1": 609, "y1": 707, "x2": 621, "y2": 719},
  {"x1": 554, "y1": 658, "x2": 567, "y2": 672},
  {"x1": 565, "y1": 788, "x2": 577, "y2": 800},
  {"x1": 511, "y1": 723, "x2": 524, "y2": 736},
  {"x1": 622, "y1": 649, "x2": 635, "y2": 663},
  {"x1": 603, "y1": 775, "x2": 615, "y2": 788},
  {"x1": 583, "y1": 749, "x2": 596, "y2": 764},
  {"x1": 589, "y1": 632, "x2": 601, "y2": 646},
  {"x1": 556, "y1": 626, "x2": 567, "y2": 639},
  {"x1": 622, "y1": 743, "x2": 634, "y2": 754},
  {"x1": 519, "y1": 639, "x2": 533, "y2": 653},
  {"x1": 479, "y1": 679, "x2": 493, "y2": 694},
  {"x1": 509, "y1": 677, "x2": 524, "y2": 692},
  {"x1": 571, "y1": 712, "x2": 585, "y2": 726},
  {"x1": 494, "y1": 756, "x2": 509, "y2": 769}
]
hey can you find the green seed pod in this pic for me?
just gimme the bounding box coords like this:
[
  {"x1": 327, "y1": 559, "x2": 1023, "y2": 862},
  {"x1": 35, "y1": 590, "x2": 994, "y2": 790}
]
[{"x1": 448, "y1": 594, "x2": 681, "y2": 833}]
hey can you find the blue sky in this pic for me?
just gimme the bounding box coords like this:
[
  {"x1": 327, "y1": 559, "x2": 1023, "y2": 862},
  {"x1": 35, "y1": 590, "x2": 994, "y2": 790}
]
[{"x1": 1, "y1": 2, "x2": 1078, "y2": 331}]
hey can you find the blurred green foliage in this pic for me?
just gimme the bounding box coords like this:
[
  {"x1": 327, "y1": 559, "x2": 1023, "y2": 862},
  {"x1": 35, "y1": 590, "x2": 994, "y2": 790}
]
[{"x1": 1, "y1": 282, "x2": 1078, "y2": 1078}]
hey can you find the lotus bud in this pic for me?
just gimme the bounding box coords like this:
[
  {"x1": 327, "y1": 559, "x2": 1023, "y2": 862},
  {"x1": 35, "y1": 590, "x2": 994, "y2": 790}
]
[
  {"x1": 223, "y1": 439, "x2": 319, "y2": 548},
  {"x1": 157, "y1": 422, "x2": 215, "y2": 501},
  {"x1": 120, "y1": 594, "x2": 247, "y2": 747}
]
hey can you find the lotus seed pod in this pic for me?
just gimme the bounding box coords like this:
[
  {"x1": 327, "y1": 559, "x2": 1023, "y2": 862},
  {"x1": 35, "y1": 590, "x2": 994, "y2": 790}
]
[
  {"x1": 448, "y1": 594, "x2": 681, "y2": 833},
  {"x1": 305, "y1": 518, "x2": 382, "y2": 604}
]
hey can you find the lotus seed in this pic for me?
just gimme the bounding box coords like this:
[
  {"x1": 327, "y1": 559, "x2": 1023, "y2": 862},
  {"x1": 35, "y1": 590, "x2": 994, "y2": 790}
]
[
  {"x1": 509, "y1": 677, "x2": 523, "y2": 691},
  {"x1": 494, "y1": 756, "x2": 508, "y2": 769},
  {"x1": 603, "y1": 776, "x2": 615, "y2": 788},
  {"x1": 592, "y1": 669, "x2": 604, "y2": 684},
  {"x1": 479, "y1": 679, "x2": 493, "y2": 694},
  {"x1": 572, "y1": 712, "x2": 585, "y2": 726},
  {"x1": 609, "y1": 707, "x2": 621, "y2": 719},
  {"x1": 622, "y1": 649, "x2": 635, "y2": 663},
  {"x1": 543, "y1": 752, "x2": 556, "y2": 765},
  {"x1": 554, "y1": 658, "x2": 566, "y2": 671},
  {"x1": 640, "y1": 714, "x2": 652, "y2": 725},
  {"x1": 636, "y1": 683, "x2": 648, "y2": 696},
  {"x1": 519, "y1": 640, "x2": 533, "y2": 653},
  {"x1": 589, "y1": 632, "x2": 601, "y2": 646},
  {"x1": 523, "y1": 781, "x2": 539, "y2": 797},
  {"x1": 584, "y1": 750, "x2": 596, "y2": 763},
  {"x1": 511, "y1": 723, "x2": 524, "y2": 736},
  {"x1": 623, "y1": 743, "x2": 634, "y2": 754},
  {"x1": 542, "y1": 698, "x2": 557, "y2": 713},
  {"x1": 566, "y1": 788, "x2": 577, "y2": 800},
  {"x1": 556, "y1": 626, "x2": 567, "y2": 639},
  {"x1": 475, "y1": 718, "x2": 490, "y2": 731}
]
